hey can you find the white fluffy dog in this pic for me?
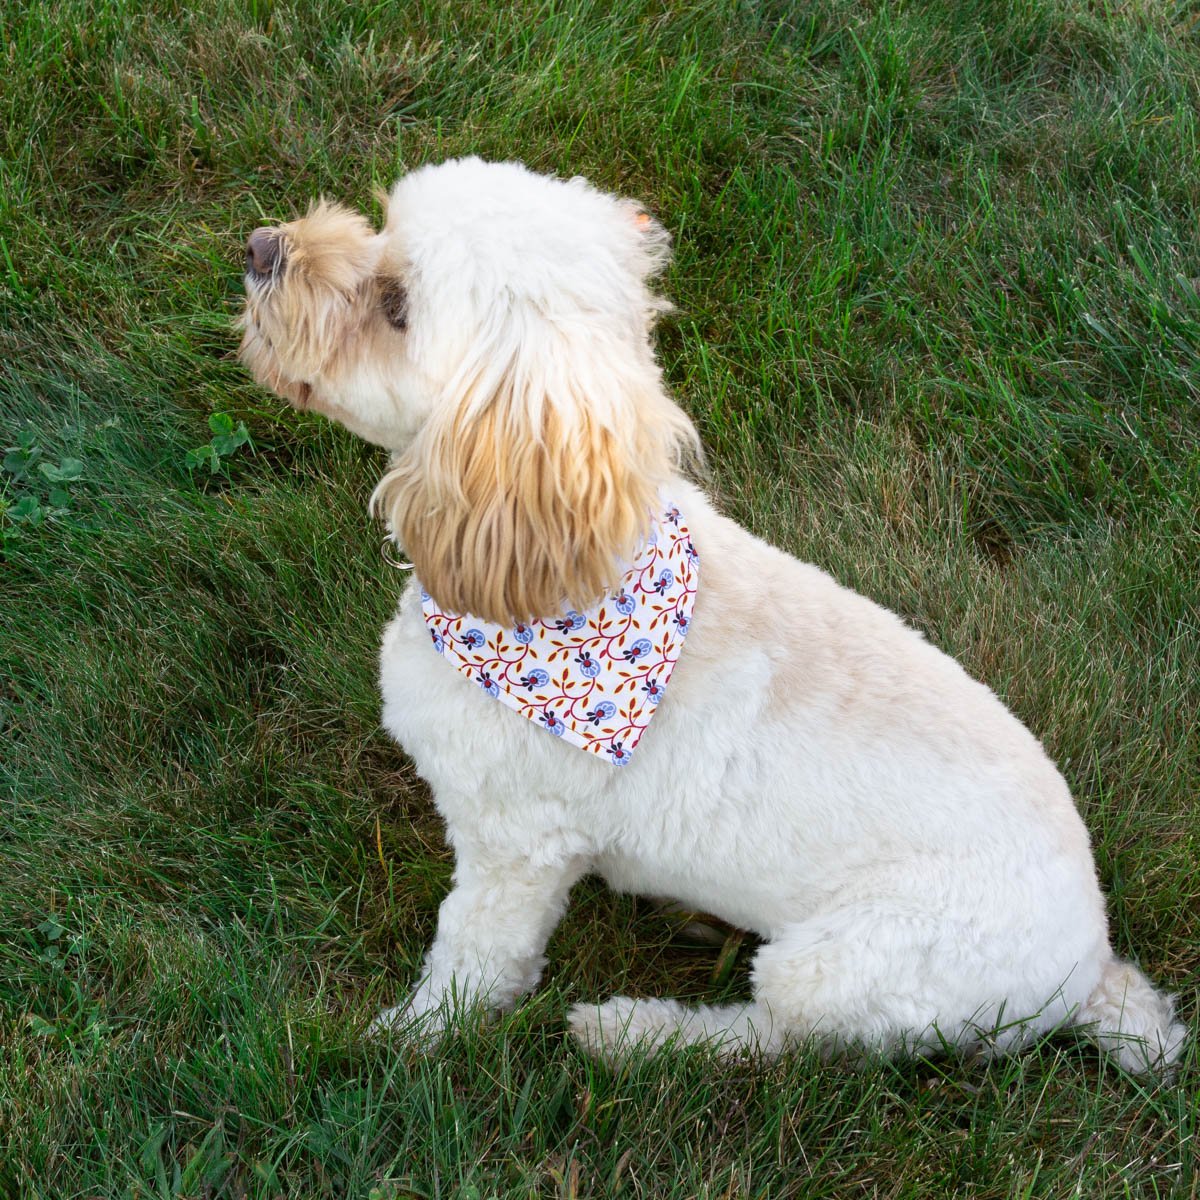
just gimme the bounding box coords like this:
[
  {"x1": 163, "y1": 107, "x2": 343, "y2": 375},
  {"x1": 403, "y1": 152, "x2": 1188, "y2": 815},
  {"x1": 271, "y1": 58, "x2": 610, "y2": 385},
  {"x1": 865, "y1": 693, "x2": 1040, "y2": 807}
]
[{"x1": 239, "y1": 156, "x2": 1185, "y2": 1073}]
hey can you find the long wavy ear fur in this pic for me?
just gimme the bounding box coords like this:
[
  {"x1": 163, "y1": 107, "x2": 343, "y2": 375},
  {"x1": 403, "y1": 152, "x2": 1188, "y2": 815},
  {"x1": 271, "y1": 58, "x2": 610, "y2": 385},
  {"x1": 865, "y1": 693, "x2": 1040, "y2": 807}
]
[{"x1": 371, "y1": 329, "x2": 698, "y2": 624}]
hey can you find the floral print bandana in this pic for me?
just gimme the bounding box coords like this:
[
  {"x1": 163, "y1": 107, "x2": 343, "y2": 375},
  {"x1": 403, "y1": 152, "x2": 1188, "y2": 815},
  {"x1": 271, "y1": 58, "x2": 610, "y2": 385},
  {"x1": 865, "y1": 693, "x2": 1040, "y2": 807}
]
[{"x1": 420, "y1": 502, "x2": 698, "y2": 765}]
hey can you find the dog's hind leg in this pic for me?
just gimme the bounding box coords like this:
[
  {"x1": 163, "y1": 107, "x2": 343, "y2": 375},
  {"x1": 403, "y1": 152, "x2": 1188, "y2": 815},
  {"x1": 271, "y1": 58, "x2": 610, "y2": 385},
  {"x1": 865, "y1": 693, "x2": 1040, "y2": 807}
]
[
  {"x1": 568, "y1": 994, "x2": 782, "y2": 1060},
  {"x1": 570, "y1": 894, "x2": 1094, "y2": 1064}
]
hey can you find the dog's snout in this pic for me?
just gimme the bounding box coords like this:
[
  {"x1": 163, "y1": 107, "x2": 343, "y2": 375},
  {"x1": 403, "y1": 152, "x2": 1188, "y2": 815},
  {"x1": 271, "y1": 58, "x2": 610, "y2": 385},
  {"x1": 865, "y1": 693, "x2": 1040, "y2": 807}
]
[{"x1": 246, "y1": 227, "x2": 283, "y2": 278}]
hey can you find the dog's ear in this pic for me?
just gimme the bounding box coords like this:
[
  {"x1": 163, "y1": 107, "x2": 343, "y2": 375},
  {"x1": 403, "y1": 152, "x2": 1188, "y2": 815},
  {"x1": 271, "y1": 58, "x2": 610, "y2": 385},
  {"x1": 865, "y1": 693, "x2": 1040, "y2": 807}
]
[{"x1": 371, "y1": 331, "x2": 698, "y2": 624}]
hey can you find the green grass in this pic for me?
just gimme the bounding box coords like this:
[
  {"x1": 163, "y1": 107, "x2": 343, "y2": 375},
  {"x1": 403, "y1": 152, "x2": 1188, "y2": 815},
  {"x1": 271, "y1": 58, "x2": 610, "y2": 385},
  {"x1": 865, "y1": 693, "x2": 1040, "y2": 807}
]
[{"x1": 2, "y1": 0, "x2": 1198, "y2": 1195}]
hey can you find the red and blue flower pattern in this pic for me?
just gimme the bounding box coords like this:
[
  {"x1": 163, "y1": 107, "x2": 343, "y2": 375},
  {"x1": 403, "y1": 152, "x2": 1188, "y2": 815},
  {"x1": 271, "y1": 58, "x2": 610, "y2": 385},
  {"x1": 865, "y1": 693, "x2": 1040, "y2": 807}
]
[{"x1": 420, "y1": 502, "x2": 698, "y2": 765}]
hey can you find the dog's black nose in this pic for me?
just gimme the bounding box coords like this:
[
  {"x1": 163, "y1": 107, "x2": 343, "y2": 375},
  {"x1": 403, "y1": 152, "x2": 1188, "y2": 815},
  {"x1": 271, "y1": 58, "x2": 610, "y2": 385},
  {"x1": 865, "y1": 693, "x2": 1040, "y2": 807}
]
[{"x1": 246, "y1": 227, "x2": 282, "y2": 277}]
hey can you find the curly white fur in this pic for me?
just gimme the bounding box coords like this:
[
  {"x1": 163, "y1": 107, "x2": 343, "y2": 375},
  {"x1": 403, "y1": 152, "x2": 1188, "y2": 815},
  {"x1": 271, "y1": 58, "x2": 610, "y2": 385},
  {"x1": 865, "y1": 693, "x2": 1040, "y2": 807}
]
[{"x1": 238, "y1": 156, "x2": 1185, "y2": 1075}]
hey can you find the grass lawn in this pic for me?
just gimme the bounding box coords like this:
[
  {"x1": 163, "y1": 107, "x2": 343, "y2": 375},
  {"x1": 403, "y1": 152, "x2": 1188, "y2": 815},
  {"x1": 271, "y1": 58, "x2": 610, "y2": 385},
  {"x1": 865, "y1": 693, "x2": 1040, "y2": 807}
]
[{"x1": 2, "y1": 0, "x2": 1198, "y2": 1195}]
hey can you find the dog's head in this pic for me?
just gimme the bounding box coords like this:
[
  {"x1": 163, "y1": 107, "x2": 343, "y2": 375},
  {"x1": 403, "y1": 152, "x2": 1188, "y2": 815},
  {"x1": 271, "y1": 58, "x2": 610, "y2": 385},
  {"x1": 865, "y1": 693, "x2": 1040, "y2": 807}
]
[
  {"x1": 237, "y1": 199, "x2": 425, "y2": 448},
  {"x1": 238, "y1": 157, "x2": 699, "y2": 623}
]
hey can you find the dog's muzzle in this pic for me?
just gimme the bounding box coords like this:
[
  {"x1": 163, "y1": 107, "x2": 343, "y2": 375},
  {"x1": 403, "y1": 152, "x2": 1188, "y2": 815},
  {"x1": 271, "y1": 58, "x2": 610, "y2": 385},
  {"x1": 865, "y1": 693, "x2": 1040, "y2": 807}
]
[{"x1": 246, "y1": 227, "x2": 284, "y2": 280}]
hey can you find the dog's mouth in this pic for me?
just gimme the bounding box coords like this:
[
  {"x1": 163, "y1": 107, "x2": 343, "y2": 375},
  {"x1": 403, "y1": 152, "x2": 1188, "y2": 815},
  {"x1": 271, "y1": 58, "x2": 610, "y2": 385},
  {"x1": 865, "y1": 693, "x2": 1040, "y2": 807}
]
[
  {"x1": 260, "y1": 358, "x2": 313, "y2": 410},
  {"x1": 235, "y1": 308, "x2": 313, "y2": 411},
  {"x1": 264, "y1": 367, "x2": 314, "y2": 411},
  {"x1": 237, "y1": 229, "x2": 320, "y2": 412}
]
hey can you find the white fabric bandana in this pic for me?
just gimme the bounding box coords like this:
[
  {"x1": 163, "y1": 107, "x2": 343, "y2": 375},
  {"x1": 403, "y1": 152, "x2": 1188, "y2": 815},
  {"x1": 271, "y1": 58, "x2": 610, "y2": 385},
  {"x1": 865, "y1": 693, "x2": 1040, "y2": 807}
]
[{"x1": 420, "y1": 501, "x2": 698, "y2": 765}]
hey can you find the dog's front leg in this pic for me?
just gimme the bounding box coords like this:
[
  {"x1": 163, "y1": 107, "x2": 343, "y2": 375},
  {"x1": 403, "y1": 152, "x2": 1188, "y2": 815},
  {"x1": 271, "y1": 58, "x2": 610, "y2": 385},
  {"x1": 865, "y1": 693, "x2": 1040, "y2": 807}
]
[{"x1": 370, "y1": 839, "x2": 586, "y2": 1041}]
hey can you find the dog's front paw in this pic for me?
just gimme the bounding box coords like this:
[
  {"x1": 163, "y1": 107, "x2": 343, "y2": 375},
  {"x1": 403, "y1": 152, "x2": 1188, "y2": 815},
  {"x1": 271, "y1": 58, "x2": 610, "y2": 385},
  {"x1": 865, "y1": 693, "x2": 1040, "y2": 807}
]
[
  {"x1": 567, "y1": 995, "x2": 689, "y2": 1063},
  {"x1": 365, "y1": 1002, "x2": 445, "y2": 1046},
  {"x1": 366, "y1": 981, "x2": 454, "y2": 1046}
]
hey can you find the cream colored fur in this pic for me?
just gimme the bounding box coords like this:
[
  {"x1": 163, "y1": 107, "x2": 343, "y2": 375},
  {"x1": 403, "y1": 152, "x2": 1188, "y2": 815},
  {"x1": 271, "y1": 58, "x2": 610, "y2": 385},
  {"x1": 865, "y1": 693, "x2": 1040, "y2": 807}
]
[{"x1": 238, "y1": 156, "x2": 1185, "y2": 1075}]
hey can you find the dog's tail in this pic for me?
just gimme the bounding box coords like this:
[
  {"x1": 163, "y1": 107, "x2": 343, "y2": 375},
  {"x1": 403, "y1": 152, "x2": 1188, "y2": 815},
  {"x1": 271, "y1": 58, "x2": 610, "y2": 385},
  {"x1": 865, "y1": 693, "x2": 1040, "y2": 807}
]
[{"x1": 1075, "y1": 957, "x2": 1187, "y2": 1075}]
